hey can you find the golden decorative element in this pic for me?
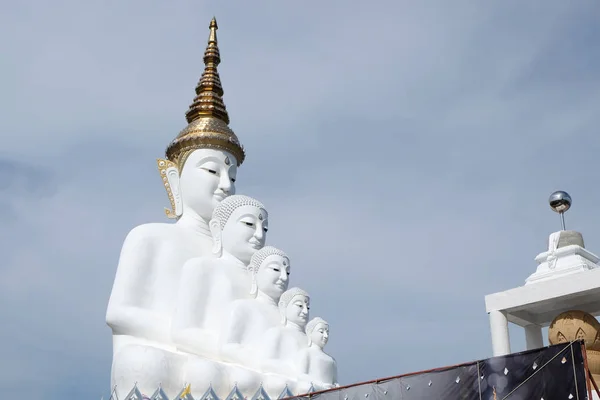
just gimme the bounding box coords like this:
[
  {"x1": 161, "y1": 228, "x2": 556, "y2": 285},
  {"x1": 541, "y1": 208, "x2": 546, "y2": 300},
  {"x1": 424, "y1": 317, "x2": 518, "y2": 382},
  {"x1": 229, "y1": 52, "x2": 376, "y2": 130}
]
[
  {"x1": 180, "y1": 383, "x2": 191, "y2": 398},
  {"x1": 165, "y1": 17, "x2": 245, "y2": 169},
  {"x1": 549, "y1": 310, "x2": 600, "y2": 349},
  {"x1": 549, "y1": 310, "x2": 600, "y2": 384},
  {"x1": 157, "y1": 158, "x2": 179, "y2": 219}
]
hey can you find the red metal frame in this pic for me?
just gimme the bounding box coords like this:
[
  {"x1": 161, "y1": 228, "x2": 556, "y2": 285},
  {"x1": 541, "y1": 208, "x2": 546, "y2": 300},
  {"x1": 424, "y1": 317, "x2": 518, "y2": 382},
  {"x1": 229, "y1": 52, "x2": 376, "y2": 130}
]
[{"x1": 581, "y1": 341, "x2": 594, "y2": 400}]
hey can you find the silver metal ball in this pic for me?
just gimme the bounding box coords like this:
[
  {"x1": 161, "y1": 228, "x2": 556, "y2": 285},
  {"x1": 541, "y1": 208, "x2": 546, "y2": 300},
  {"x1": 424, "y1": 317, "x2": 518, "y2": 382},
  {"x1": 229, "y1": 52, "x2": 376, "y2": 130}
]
[{"x1": 549, "y1": 191, "x2": 572, "y2": 213}]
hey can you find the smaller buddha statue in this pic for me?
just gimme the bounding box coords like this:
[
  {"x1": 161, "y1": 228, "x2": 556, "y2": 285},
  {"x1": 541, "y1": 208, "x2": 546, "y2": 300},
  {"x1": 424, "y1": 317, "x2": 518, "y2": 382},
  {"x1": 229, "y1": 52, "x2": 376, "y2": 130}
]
[
  {"x1": 172, "y1": 194, "x2": 268, "y2": 359},
  {"x1": 296, "y1": 317, "x2": 338, "y2": 392},
  {"x1": 258, "y1": 287, "x2": 310, "y2": 376},
  {"x1": 220, "y1": 247, "x2": 291, "y2": 395},
  {"x1": 171, "y1": 194, "x2": 268, "y2": 398},
  {"x1": 220, "y1": 246, "x2": 291, "y2": 364}
]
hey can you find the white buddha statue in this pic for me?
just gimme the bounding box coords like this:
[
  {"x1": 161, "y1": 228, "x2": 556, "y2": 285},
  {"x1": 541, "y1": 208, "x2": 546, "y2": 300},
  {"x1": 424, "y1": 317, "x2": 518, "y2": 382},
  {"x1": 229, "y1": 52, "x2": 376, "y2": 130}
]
[
  {"x1": 296, "y1": 317, "x2": 338, "y2": 391},
  {"x1": 172, "y1": 194, "x2": 268, "y2": 358},
  {"x1": 106, "y1": 18, "x2": 246, "y2": 399},
  {"x1": 259, "y1": 288, "x2": 310, "y2": 375},
  {"x1": 219, "y1": 247, "x2": 291, "y2": 395},
  {"x1": 220, "y1": 246, "x2": 291, "y2": 364},
  {"x1": 172, "y1": 195, "x2": 268, "y2": 397}
]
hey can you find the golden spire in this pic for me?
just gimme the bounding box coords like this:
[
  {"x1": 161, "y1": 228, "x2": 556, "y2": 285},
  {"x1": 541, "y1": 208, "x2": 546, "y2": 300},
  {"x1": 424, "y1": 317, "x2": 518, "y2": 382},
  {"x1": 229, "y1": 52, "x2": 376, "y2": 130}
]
[
  {"x1": 185, "y1": 17, "x2": 229, "y2": 124},
  {"x1": 165, "y1": 17, "x2": 245, "y2": 168}
]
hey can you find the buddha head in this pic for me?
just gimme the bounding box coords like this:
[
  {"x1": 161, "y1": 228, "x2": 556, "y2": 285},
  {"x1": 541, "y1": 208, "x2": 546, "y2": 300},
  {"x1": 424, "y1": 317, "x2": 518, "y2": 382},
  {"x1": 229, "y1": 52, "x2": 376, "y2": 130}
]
[
  {"x1": 306, "y1": 317, "x2": 329, "y2": 349},
  {"x1": 248, "y1": 246, "x2": 291, "y2": 301},
  {"x1": 158, "y1": 150, "x2": 238, "y2": 221},
  {"x1": 157, "y1": 17, "x2": 245, "y2": 221},
  {"x1": 278, "y1": 287, "x2": 310, "y2": 328},
  {"x1": 209, "y1": 194, "x2": 268, "y2": 264}
]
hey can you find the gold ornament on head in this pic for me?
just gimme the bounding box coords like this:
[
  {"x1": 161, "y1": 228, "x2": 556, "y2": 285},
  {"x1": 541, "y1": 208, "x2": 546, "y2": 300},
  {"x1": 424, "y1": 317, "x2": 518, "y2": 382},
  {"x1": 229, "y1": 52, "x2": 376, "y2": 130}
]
[{"x1": 165, "y1": 17, "x2": 245, "y2": 170}]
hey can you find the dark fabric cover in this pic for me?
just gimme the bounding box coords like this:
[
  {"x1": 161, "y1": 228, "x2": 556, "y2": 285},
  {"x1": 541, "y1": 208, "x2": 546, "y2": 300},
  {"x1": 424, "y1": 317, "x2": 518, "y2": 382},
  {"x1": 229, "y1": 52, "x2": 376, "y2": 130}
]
[{"x1": 292, "y1": 341, "x2": 589, "y2": 400}]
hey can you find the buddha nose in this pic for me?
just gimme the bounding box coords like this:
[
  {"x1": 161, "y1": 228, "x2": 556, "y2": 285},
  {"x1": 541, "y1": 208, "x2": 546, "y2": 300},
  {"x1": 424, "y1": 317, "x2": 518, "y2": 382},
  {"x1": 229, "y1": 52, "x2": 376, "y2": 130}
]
[
  {"x1": 219, "y1": 174, "x2": 232, "y2": 193},
  {"x1": 254, "y1": 226, "x2": 264, "y2": 240}
]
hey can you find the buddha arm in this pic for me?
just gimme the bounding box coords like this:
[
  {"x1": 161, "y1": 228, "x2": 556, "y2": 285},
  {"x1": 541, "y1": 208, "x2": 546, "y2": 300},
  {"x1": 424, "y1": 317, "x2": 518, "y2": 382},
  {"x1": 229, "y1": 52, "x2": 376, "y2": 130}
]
[
  {"x1": 106, "y1": 228, "x2": 169, "y2": 341},
  {"x1": 294, "y1": 349, "x2": 316, "y2": 385},
  {"x1": 259, "y1": 330, "x2": 287, "y2": 373},
  {"x1": 171, "y1": 260, "x2": 212, "y2": 354},
  {"x1": 219, "y1": 304, "x2": 248, "y2": 362},
  {"x1": 332, "y1": 357, "x2": 339, "y2": 385},
  {"x1": 296, "y1": 350, "x2": 310, "y2": 375}
]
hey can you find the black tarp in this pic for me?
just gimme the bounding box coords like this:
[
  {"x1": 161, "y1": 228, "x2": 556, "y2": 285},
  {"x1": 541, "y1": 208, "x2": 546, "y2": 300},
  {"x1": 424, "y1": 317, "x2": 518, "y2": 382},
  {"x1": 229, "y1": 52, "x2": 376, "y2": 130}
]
[{"x1": 293, "y1": 341, "x2": 591, "y2": 400}]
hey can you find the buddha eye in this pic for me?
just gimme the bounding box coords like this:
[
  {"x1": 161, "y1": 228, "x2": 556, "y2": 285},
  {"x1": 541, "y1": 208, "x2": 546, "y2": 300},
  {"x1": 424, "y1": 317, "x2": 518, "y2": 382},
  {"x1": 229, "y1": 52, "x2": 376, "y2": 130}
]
[
  {"x1": 272, "y1": 268, "x2": 280, "y2": 272},
  {"x1": 263, "y1": 226, "x2": 269, "y2": 232},
  {"x1": 231, "y1": 177, "x2": 236, "y2": 183},
  {"x1": 202, "y1": 168, "x2": 218, "y2": 175},
  {"x1": 243, "y1": 221, "x2": 254, "y2": 227}
]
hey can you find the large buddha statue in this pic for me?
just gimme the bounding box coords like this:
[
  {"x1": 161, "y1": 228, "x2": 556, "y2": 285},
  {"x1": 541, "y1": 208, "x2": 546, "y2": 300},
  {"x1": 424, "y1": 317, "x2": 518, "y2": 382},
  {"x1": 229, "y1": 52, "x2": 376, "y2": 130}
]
[
  {"x1": 106, "y1": 18, "x2": 245, "y2": 399},
  {"x1": 296, "y1": 317, "x2": 339, "y2": 391},
  {"x1": 172, "y1": 194, "x2": 268, "y2": 360}
]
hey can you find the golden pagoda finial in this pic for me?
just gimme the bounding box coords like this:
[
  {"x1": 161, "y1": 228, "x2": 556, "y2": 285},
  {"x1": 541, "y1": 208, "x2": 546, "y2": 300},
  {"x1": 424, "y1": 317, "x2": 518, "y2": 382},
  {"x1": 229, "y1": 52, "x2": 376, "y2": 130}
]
[
  {"x1": 165, "y1": 17, "x2": 245, "y2": 169},
  {"x1": 185, "y1": 16, "x2": 228, "y2": 124}
]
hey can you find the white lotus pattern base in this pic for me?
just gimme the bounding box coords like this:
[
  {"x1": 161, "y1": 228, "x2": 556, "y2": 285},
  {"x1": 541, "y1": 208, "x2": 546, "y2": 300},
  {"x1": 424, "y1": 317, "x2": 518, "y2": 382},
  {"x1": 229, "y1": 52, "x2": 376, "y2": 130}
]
[{"x1": 109, "y1": 383, "x2": 310, "y2": 400}]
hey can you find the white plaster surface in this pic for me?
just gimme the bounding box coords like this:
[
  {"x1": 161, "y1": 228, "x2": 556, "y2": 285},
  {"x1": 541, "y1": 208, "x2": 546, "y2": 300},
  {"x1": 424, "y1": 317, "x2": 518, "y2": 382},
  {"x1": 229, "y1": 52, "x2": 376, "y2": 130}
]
[
  {"x1": 485, "y1": 230, "x2": 600, "y2": 357},
  {"x1": 106, "y1": 149, "x2": 338, "y2": 399}
]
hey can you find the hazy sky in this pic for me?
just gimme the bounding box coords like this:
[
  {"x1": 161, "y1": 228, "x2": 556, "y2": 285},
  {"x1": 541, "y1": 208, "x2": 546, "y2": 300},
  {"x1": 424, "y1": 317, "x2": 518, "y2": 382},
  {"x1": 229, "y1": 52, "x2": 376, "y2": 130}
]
[{"x1": 1, "y1": 1, "x2": 599, "y2": 398}]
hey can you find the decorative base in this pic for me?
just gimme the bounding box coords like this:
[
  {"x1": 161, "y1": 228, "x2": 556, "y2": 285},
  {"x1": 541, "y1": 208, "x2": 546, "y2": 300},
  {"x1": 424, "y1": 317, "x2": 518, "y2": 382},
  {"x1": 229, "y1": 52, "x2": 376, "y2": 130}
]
[
  {"x1": 525, "y1": 231, "x2": 599, "y2": 285},
  {"x1": 112, "y1": 382, "x2": 315, "y2": 400}
]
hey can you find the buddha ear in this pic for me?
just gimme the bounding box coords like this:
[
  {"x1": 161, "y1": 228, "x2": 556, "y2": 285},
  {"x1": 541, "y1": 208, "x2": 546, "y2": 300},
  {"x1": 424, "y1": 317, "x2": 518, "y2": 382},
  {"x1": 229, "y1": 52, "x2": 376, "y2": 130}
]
[
  {"x1": 209, "y1": 218, "x2": 222, "y2": 257},
  {"x1": 249, "y1": 273, "x2": 258, "y2": 296},
  {"x1": 279, "y1": 306, "x2": 287, "y2": 325},
  {"x1": 157, "y1": 159, "x2": 182, "y2": 219}
]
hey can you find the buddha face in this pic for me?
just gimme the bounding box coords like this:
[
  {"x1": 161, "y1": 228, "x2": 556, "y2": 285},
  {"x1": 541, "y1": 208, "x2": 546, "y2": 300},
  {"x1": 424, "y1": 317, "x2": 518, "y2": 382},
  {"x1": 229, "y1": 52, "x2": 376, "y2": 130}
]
[
  {"x1": 221, "y1": 205, "x2": 268, "y2": 264},
  {"x1": 285, "y1": 294, "x2": 310, "y2": 327},
  {"x1": 310, "y1": 323, "x2": 329, "y2": 349},
  {"x1": 178, "y1": 149, "x2": 237, "y2": 220},
  {"x1": 256, "y1": 254, "x2": 290, "y2": 301}
]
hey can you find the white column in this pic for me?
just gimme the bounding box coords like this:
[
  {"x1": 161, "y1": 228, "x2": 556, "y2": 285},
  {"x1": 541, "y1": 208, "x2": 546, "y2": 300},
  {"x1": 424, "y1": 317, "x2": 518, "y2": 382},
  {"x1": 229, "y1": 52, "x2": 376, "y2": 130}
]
[
  {"x1": 524, "y1": 324, "x2": 544, "y2": 350},
  {"x1": 489, "y1": 310, "x2": 511, "y2": 356}
]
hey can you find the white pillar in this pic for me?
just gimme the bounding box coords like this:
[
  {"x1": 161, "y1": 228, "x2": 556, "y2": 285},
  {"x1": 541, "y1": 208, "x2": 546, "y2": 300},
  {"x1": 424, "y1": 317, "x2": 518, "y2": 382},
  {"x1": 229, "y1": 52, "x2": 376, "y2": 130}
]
[
  {"x1": 489, "y1": 310, "x2": 511, "y2": 356},
  {"x1": 524, "y1": 324, "x2": 544, "y2": 350}
]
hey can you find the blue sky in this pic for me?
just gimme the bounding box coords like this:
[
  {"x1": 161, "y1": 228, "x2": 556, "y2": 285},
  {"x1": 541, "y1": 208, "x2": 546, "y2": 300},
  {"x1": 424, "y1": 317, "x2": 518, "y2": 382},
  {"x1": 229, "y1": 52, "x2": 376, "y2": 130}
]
[{"x1": 1, "y1": 1, "x2": 600, "y2": 398}]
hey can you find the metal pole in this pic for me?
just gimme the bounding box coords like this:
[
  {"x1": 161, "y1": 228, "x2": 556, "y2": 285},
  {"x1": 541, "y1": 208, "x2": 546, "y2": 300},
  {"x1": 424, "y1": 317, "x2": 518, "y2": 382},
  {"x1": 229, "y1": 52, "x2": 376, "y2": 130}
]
[{"x1": 560, "y1": 212, "x2": 566, "y2": 230}]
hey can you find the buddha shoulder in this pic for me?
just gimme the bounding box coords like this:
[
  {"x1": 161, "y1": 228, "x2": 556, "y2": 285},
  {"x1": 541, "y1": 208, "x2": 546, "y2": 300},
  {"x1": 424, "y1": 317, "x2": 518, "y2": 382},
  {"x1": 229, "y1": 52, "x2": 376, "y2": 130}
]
[{"x1": 123, "y1": 222, "x2": 185, "y2": 248}]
